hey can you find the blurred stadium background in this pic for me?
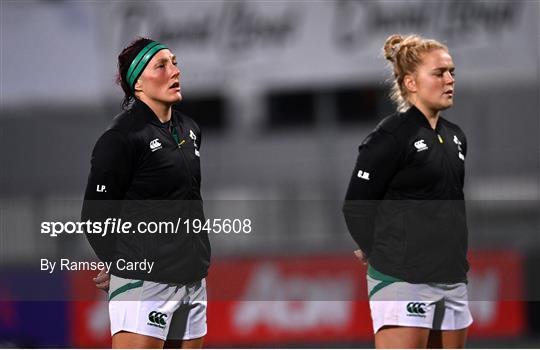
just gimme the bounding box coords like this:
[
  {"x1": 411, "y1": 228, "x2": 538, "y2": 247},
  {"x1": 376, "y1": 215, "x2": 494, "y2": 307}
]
[{"x1": 1, "y1": 0, "x2": 539, "y2": 348}]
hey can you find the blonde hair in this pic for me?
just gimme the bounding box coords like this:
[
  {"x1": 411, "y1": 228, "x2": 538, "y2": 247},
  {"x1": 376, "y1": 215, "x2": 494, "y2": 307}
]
[{"x1": 383, "y1": 34, "x2": 449, "y2": 112}]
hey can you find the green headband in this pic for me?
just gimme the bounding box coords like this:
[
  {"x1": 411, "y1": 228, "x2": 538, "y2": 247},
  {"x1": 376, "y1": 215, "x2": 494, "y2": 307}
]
[{"x1": 126, "y1": 41, "x2": 168, "y2": 91}]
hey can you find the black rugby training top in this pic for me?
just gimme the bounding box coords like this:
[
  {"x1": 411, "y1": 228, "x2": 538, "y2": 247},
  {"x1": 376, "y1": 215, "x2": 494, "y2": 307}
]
[
  {"x1": 343, "y1": 105, "x2": 469, "y2": 283},
  {"x1": 81, "y1": 99, "x2": 211, "y2": 284}
]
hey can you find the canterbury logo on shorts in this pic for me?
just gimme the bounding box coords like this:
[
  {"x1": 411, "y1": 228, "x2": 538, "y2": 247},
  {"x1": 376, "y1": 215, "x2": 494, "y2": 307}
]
[
  {"x1": 147, "y1": 311, "x2": 168, "y2": 329},
  {"x1": 406, "y1": 302, "x2": 427, "y2": 317}
]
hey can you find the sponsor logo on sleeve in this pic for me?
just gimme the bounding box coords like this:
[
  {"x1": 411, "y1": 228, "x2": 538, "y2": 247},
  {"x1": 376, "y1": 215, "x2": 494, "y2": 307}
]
[{"x1": 454, "y1": 135, "x2": 465, "y2": 158}]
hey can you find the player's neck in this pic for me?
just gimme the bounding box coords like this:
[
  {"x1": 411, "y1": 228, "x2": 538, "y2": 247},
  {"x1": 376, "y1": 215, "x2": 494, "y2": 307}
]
[
  {"x1": 414, "y1": 103, "x2": 440, "y2": 130},
  {"x1": 139, "y1": 96, "x2": 172, "y2": 123}
]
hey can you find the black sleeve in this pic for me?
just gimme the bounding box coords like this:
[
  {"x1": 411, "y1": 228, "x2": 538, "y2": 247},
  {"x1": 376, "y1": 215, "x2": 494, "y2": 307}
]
[
  {"x1": 342, "y1": 128, "x2": 402, "y2": 256},
  {"x1": 81, "y1": 130, "x2": 133, "y2": 262}
]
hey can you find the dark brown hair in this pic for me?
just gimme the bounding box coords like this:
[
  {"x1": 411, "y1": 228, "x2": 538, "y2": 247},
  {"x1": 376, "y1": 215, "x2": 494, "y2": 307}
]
[{"x1": 116, "y1": 37, "x2": 154, "y2": 109}]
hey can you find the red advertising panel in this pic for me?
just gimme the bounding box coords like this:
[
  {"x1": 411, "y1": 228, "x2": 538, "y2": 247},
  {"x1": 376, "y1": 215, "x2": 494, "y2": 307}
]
[
  {"x1": 69, "y1": 270, "x2": 111, "y2": 348},
  {"x1": 204, "y1": 251, "x2": 525, "y2": 346},
  {"x1": 467, "y1": 250, "x2": 525, "y2": 337},
  {"x1": 205, "y1": 256, "x2": 372, "y2": 346}
]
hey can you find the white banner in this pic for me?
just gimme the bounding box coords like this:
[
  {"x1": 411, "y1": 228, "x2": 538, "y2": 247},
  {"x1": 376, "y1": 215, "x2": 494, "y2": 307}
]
[{"x1": 2, "y1": 0, "x2": 538, "y2": 105}]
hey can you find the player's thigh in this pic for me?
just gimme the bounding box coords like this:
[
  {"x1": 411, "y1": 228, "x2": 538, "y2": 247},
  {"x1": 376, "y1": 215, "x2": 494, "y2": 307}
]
[
  {"x1": 112, "y1": 330, "x2": 165, "y2": 349},
  {"x1": 108, "y1": 276, "x2": 181, "y2": 344},
  {"x1": 164, "y1": 336, "x2": 204, "y2": 349},
  {"x1": 375, "y1": 325, "x2": 430, "y2": 349},
  {"x1": 427, "y1": 328, "x2": 468, "y2": 349}
]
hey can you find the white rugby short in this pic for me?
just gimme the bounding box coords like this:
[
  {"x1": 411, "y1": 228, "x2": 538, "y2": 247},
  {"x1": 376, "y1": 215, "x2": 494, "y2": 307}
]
[
  {"x1": 108, "y1": 275, "x2": 207, "y2": 340},
  {"x1": 367, "y1": 269, "x2": 473, "y2": 333}
]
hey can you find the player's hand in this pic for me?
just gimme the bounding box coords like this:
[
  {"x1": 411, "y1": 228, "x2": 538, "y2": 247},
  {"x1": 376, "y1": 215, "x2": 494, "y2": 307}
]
[
  {"x1": 93, "y1": 267, "x2": 110, "y2": 292},
  {"x1": 354, "y1": 249, "x2": 368, "y2": 265}
]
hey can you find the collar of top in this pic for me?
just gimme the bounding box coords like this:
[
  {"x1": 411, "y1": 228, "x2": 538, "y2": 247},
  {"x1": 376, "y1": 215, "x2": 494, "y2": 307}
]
[
  {"x1": 131, "y1": 99, "x2": 180, "y2": 129},
  {"x1": 405, "y1": 105, "x2": 441, "y2": 131},
  {"x1": 126, "y1": 41, "x2": 168, "y2": 92}
]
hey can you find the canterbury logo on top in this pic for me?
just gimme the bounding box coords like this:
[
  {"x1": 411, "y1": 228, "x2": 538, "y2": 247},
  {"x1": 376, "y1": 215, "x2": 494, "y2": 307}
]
[
  {"x1": 149, "y1": 138, "x2": 162, "y2": 152},
  {"x1": 414, "y1": 139, "x2": 428, "y2": 152}
]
